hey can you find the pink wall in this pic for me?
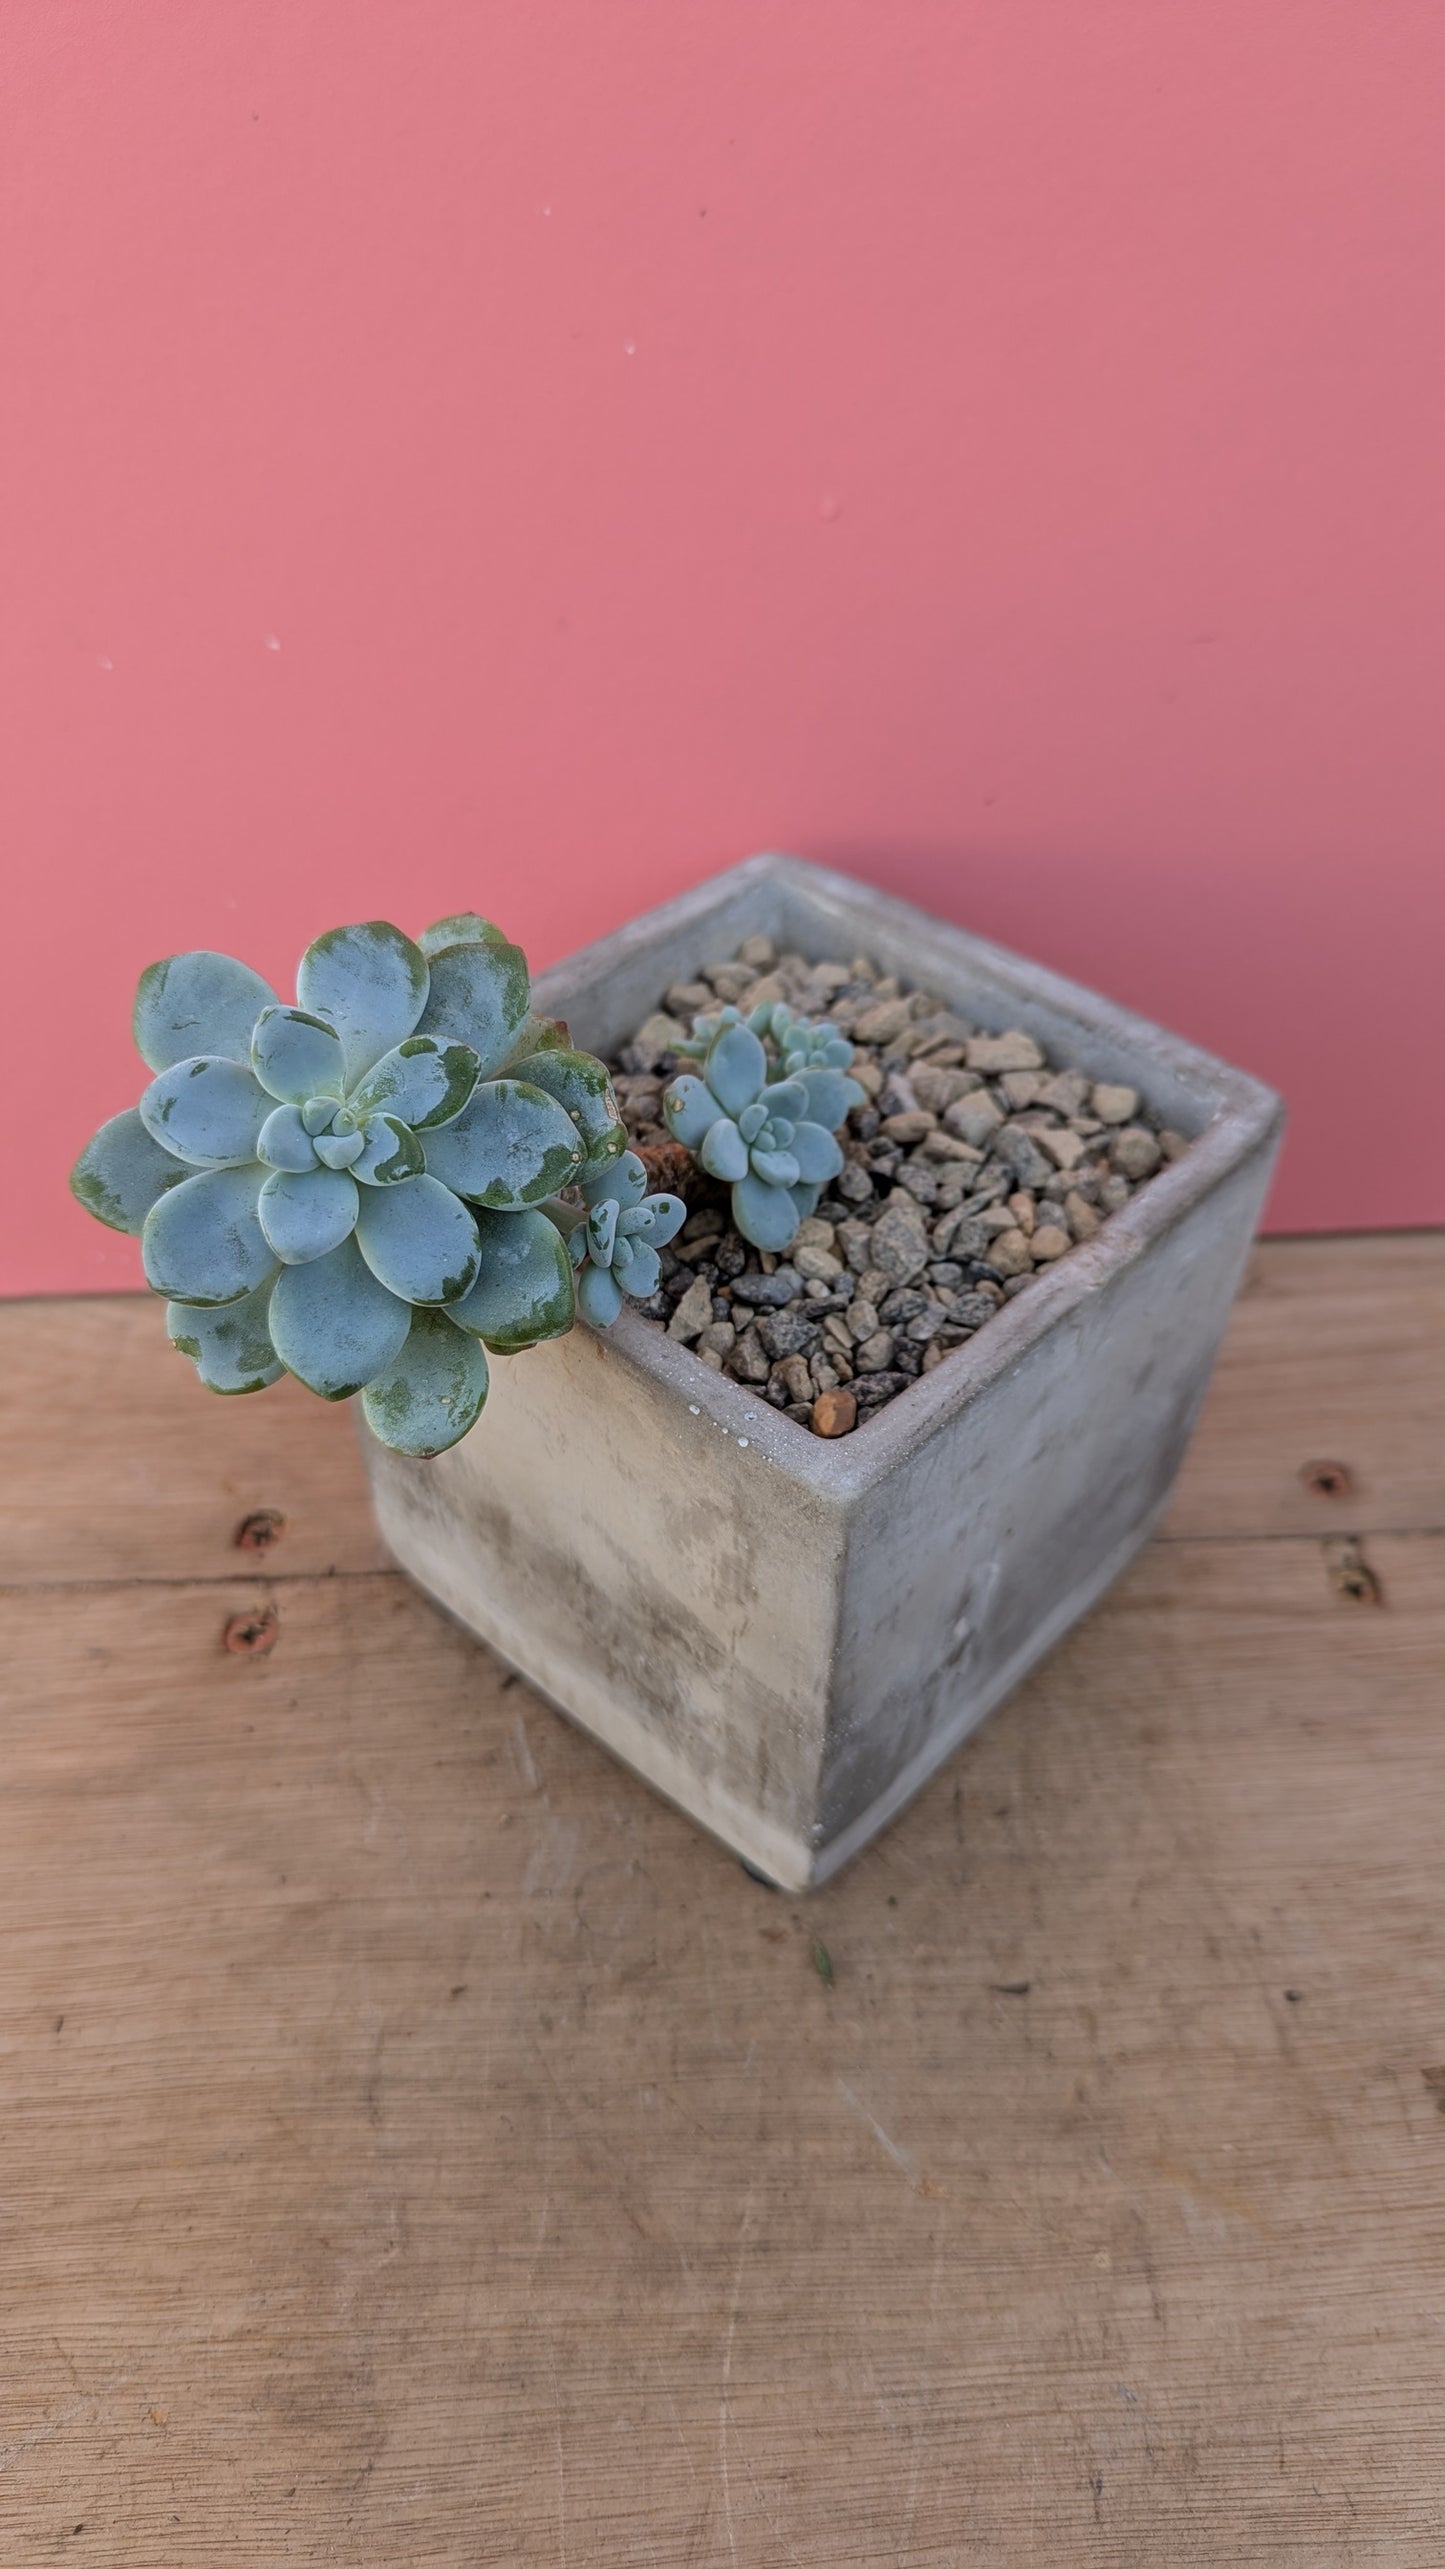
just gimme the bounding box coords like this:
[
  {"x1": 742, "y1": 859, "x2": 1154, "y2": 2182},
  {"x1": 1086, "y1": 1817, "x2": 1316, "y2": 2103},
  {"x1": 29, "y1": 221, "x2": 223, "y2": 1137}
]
[{"x1": 5, "y1": 3, "x2": 1443, "y2": 1295}]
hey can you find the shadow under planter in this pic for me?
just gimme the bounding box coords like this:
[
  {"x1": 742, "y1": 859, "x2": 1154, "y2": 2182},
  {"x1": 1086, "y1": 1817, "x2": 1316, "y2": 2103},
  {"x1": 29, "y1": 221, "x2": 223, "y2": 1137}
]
[{"x1": 359, "y1": 854, "x2": 1282, "y2": 1890}]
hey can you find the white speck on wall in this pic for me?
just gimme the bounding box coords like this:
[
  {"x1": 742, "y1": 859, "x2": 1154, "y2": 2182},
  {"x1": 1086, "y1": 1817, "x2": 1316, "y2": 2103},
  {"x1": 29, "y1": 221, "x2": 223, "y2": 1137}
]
[
  {"x1": 688, "y1": 1404, "x2": 700, "y2": 1415},
  {"x1": 737, "y1": 1438, "x2": 749, "y2": 1449}
]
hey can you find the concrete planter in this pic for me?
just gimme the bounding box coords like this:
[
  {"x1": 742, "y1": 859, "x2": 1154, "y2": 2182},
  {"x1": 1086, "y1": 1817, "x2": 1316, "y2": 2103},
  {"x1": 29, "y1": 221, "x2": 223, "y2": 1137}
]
[{"x1": 360, "y1": 855, "x2": 1282, "y2": 1890}]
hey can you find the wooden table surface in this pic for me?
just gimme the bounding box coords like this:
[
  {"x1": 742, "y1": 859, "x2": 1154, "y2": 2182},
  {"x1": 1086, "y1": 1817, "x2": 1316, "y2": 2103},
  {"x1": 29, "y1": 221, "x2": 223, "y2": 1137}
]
[{"x1": 2, "y1": 1236, "x2": 1443, "y2": 2566}]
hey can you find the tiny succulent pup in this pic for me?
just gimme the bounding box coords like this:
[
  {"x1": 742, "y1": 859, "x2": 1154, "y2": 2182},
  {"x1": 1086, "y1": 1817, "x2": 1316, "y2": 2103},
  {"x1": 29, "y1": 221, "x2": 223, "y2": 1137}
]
[{"x1": 662, "y1": 1002, "x2": 864, "y2": 1251}]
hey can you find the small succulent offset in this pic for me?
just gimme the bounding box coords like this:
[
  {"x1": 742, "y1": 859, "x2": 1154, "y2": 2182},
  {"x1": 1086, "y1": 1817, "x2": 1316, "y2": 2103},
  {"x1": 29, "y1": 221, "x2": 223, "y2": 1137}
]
[
  {"x1": 71, "y1": 914, "x2": 669, "y2": 1458},
  {"x1": 562, "y1": 1151, "x2": 686, "y2": 1326},
  {"x1": 662, "y1": 1009, "x2": 864, "y2": 1252}
]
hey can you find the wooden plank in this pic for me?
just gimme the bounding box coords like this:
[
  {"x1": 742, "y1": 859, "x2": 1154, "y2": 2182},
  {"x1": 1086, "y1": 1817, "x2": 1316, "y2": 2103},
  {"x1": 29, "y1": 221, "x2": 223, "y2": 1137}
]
[
  {"x1": 2, "y1": 1534, "x2": 1442, "y2": 2562},
  {"x1": 0, "y1": 1294, "x2": 385, "y2": 1586},
  {"x1": 1166, "y1": 1231, "x2": 1445, "y2": 1541},
  {"x1": 4, "y1": 1236, "x2": 1440, "y2": 1592}
]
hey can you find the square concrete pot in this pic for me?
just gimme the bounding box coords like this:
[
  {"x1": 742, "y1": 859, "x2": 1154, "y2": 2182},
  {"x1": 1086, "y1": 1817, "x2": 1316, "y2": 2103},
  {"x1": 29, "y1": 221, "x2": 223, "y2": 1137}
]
[{"x1": 360, "y1": 855, "x2": 1282, "y2": 1890}]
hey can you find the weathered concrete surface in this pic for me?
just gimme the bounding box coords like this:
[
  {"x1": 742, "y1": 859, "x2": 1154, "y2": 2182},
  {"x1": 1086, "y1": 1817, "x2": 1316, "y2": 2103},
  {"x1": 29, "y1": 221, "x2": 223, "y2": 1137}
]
[{"x1": 361, "y1": 854, "x2": 1282, "y2": 1888}]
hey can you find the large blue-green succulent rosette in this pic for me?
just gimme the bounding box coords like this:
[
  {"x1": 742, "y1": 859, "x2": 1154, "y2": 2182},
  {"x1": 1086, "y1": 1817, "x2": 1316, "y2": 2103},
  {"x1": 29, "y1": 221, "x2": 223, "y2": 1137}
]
[{"x1": 71, "y1": 914, "x2": 640, "y2": 1456}]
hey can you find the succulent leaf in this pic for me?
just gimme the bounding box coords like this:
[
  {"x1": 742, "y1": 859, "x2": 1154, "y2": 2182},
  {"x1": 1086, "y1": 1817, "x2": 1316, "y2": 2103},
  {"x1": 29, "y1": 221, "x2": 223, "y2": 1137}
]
[
  {"x1": 421, "y1": 1078, "x2": 584, "y2": 1208},
  {"x1": 70, "y1": 1108, "x2": 191, "y2": 1235},
  {"x1": 749, "y1": 1145, "x2": 801, "y2": 1188},
  {"x1": 705, "y1": 1021, "x2": 768, "y2": 1117},
  {"x1": 581, "y1": 1148, "x2": 648, "y2": 1210},
  {"x1": 445, "y1": 1207, "x2": 576, "y2": 1351},
  {"x1": 789, "y1": 1119, "x2": 846, "y2": 1185},
  {"x1": 731, "y1": 1170, "x2": 806, "y2": 1252},
  {"x1": 258, "y1": 1102, "x2": 320, "y2": 1171},
  {"x1": 257, "y1": 1165, "x2": 361, "y2": 1265},
  {"x1": 760, "y1": 1077, "x2": 809, "y2": 1120},
  {"x1": 615, "y1": 1239, "x2": 660, "y2": 1298},
  {"x1": 661, "y1": 1074, "x2": 719, "y2": 1151},
  {"x1": 576, "y1": 1263, "x2": 625, "y2": 1328},
  {"x1": 141, "y1": 1164, "x2": 278, "y2": 1306},
  {"x1": 617, "y1": 1192, "x2": 685, "y2": 1247},
  {"x1": 164, "y1": 1282, "x2": 282, "y2": 1394},
  {"x1": 133, "y1": 951, "x2": 277, "y2": 1074},
  {"x1": 361, "y1": 1309, "x2": 490, "y2": 1457},
  {"x1": 267, "y1": 1233, "x2": 412, "y2": 1398},
  {"x1": 355, "y1": 1172, "x2": 482, "y2": 1305},
  {"x1": 301, "y1": 1097, "x2": 338, "y2": 1136},
  {"x1": 137, "y1": 1056, "x2": 271, "y2": 1169},
  {"x1": 505, "y1": 1047, "x2": 626, "y2": 1169},
  {"x1": 413, "y1": 932, "x2": 531, "y2": 1077},
  {"x1": 313, "y1": 1126, "x2": 366, "y2": 1170},
  {"x1": 352, "y1": 1035, "x2": 481, "y2": 1132},
  {"x1": 795, "y1": 1065, "x2": 862, "y2": 1130},
  {"x1": 295, "y1": 921, "x2": 429, "y2": 1087},
  {"x1": 699, "y1": 1119, "x2": 749, "y2": 1182},
  {"x1": 250, "y1": 1005, "x2": 348, "y2": 1105},
  {"x1": 418, "y1": 912, "x2": 502, "y2": 956},
  {"x1": 352, "y1": 1112, "x2": 425, "y2": 1185},
  {"x1": 587, "y1": 1197, "x2": 619, "y2": 1266}
]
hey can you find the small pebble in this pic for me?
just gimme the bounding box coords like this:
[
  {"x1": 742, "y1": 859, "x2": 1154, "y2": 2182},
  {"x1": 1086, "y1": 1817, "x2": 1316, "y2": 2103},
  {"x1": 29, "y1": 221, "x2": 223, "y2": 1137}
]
[
  {"x1": 966, "y1": 1030, "x2": 1044, "y2": 1074},
  {"x1": 775, "y1": 1353, "x2": 814, "y2": 1405},
  {"x1": 728, "y1": 1325, "x2": 772, "y2": 1383},
  {"x1": 667, "y1": 1275, "x2": 714, "y2": 1342},
  {"x1": 1092, "y1": 1082, "x2": 1139, "y2": 1127},
  {"x1": 729, "y1": 1269, "x2": 802, "y2": 1307},
  {"x1": 852, "y1": 996, "x2": 914, "y2": 1045},
  {"x1": 988, "y1": 1227, "x2": 1033, "y2": 1278},
  {"x1": 855, "y1": 1329, "x2": 897, "y2": 1372},
  {"x1": 794, "y1": 1245, "x2": 843, "y2": 1283},
  {"x1": 943, "y1": 1092, "x2": 1004, "y2": 1149},
  {"x1": 868, "y1": 1199, "x2": 932, "y2": 1282},
  {"x1": 632, "y1": 1011, "x2": 688, "y2": 1068},
  {"x1": 756, "y1": 1308, "x2": 817, "y2": 1360},
  {"x1": 1111, "y1": 1127, "x2": 1162, "y2": 1182},
  {"x1": 1038, "y1": 1126, "x2": 1088, "y2": 1172},
  {"x1": 1030, "y1": 1224, "x2": 1070, "y2": 1262},
  {"x1": 812, "y1": 1387, "x2": 858, "y2": 1437}
]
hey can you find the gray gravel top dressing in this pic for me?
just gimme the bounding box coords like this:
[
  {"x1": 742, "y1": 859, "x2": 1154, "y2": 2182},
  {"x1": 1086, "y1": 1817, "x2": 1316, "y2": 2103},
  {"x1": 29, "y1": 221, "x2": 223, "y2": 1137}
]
[{"x1": 606, "y1": 936, "x2": 1188, "y2": 1438}]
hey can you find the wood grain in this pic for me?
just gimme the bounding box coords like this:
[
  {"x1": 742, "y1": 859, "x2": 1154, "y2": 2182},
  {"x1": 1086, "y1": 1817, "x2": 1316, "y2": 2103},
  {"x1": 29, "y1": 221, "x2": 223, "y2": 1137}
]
[
  {"x1": 1165, "y1": 1232, "x2": 1445, "y2": 1540},
  {"x1": 1, "y1": 1243, "x2": 1443, "y2": 2563},
  {"x1": 0, "y1": 1294, "x2": 386, "y2": 1585}
]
